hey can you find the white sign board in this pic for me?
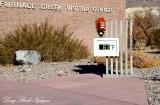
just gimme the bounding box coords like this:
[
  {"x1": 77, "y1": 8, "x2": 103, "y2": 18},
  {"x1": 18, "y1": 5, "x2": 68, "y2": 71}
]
[{"x1": 94, "y1": 38, "x2": 119, "y2": 56}]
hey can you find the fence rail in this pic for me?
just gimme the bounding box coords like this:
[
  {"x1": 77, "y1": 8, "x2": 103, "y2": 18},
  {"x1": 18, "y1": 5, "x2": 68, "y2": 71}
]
[{"x1": 104, "y1": 19, "x2": 133, "y2": 77}]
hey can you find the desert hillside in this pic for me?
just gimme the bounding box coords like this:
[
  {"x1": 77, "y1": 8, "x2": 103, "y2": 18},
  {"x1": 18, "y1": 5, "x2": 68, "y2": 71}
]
[
  {"x1": 126, "y1": 0, "x2": 160, "y2": 8},
  {"x1": 126, "y1": 0, "x2": 160, "y2": 18}
]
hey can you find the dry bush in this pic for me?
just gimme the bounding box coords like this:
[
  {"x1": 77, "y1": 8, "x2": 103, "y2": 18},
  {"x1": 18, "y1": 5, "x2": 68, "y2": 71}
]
[
  {"x1": 132, "y1": 51, "x2": 160, "y2": 68},
  {"x1": 93, "y1": 51, "x2": 160, "y2": 68},
  {"x1": 0, "y1": 21, "x2": 89, "y2": 65},
  {"x1": 133, "y1": 10, "x2": 159, "y2": 47},
  {"x1": 150, "y1": 28, "x2": 160, "y2": 48},
  {"x1": 92, "y1": 57, "x2": 106, "y2": 64}
]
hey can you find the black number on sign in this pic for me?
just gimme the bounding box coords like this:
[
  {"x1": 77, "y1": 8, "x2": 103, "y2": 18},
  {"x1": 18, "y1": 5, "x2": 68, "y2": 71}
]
[{"x1": 99, "y1": 44, "x2": 110, "y2": 50}]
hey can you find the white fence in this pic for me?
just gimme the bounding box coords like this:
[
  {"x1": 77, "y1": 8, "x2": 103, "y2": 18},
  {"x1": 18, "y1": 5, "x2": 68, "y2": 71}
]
[{"x1": 103, "y1": 20, "x2": 133, "y2": 77}]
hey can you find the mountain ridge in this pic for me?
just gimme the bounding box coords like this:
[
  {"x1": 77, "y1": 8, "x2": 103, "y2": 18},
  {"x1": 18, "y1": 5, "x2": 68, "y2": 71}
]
[{"x1": 126, "y1": 0, "x2": 160, "y2": 8}]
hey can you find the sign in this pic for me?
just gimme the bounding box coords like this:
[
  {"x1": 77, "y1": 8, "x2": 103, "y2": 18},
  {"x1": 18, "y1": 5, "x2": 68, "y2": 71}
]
[
  {"x1": 94, "y1": 38, "x2": 119, "y2": 56},
  {"x1": 95, "y1": 18, "x2": 106, "y2": 37},
  {"x1": 0, "y1": 1, "x2": 112, "y2": 13}
]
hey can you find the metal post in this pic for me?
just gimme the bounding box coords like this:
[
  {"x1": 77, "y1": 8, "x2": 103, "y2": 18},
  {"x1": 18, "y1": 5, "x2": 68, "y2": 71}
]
[
  {"x1": 125, "y1": 20, "x2": 128, "y2": 75},
  {"x1": 115, "y1": 20, "x2": 118, "y2": 75},
  {"x1": 130, "y1": 20, "x2": 133, "y2": 75},
  {"x1": 110, "y1": 20, "x2": 113, "y2": 75},
  {"x1": 120, "y1": 20, "x2": 123, "y2": 75},
  {"x1": 105, "y1": 21, "x2": 108, "y2": 75}
]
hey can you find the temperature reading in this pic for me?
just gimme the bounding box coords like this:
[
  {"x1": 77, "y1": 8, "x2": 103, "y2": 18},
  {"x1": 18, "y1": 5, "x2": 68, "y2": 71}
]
[
  {"x1": 99, "y1": 44, "x2": 110, "y2": 50},
  {"x1": 99, "y1": 44, "x2": 115, "y2": 50}
]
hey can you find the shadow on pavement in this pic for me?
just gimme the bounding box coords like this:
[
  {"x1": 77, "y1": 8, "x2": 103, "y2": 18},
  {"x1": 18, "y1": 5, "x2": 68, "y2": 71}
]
[{"x1": 73, "y1": 64, "x2": 108, "y2": 77}]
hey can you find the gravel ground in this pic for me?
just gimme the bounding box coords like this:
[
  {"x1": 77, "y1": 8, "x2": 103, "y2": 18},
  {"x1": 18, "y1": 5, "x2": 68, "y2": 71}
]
[
  {"x1": 0, "y1": 59, "x2": 96, "y2": 82},
  {"x1": 0, "y1": 58, "x2": 160, "y2": 105},
  {"x1": 134, "y1": 67, "x2": 160, "y2": 105}
]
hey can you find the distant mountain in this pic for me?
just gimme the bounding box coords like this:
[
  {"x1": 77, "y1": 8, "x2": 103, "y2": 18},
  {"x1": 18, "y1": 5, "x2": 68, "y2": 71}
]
[{"x1": 126, "y1": 0, "x2": 160, "y2": 8}]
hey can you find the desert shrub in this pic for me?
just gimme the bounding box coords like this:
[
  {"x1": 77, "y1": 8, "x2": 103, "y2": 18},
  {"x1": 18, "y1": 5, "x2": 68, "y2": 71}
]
[
  {"x1": 150, "y1": 28, "x2": 160, "y2": 48},
  {"x1": 93, "y1": 51, "x2": 160, "y2": 69},
  {"x1": 92, "y1": 57, "x2": 106, "y2": 65},
  {"x1": 132, "y1": 51, "x2": 160, "y2": 68},
  {"x1": 133, "y1": 10, "x2": 159, "y2": 48},
  {"x1": 0, "y1": 21, "x2": 89, "y2": 65}
]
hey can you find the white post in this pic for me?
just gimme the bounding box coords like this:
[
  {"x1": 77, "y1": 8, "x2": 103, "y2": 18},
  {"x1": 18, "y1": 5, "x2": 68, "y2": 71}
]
[
  {"x1": 120, "y1": 20, "x2": 123, "y2": 75},
  {"x1": 110, "y1": 20, "x2": 113, "y2": 75},
  {"x1": 105, "y1": 21, "x2": 108, "y2": 75},
  {"x1": 125, "y1": 20, "x2": 128, "y2": 75},
  {"x1": 130, "y1": 20, "x2": 133, "y2": 75},
  {"x1": 115, "y1": 20, "x2": 118, "y2": 75}
]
